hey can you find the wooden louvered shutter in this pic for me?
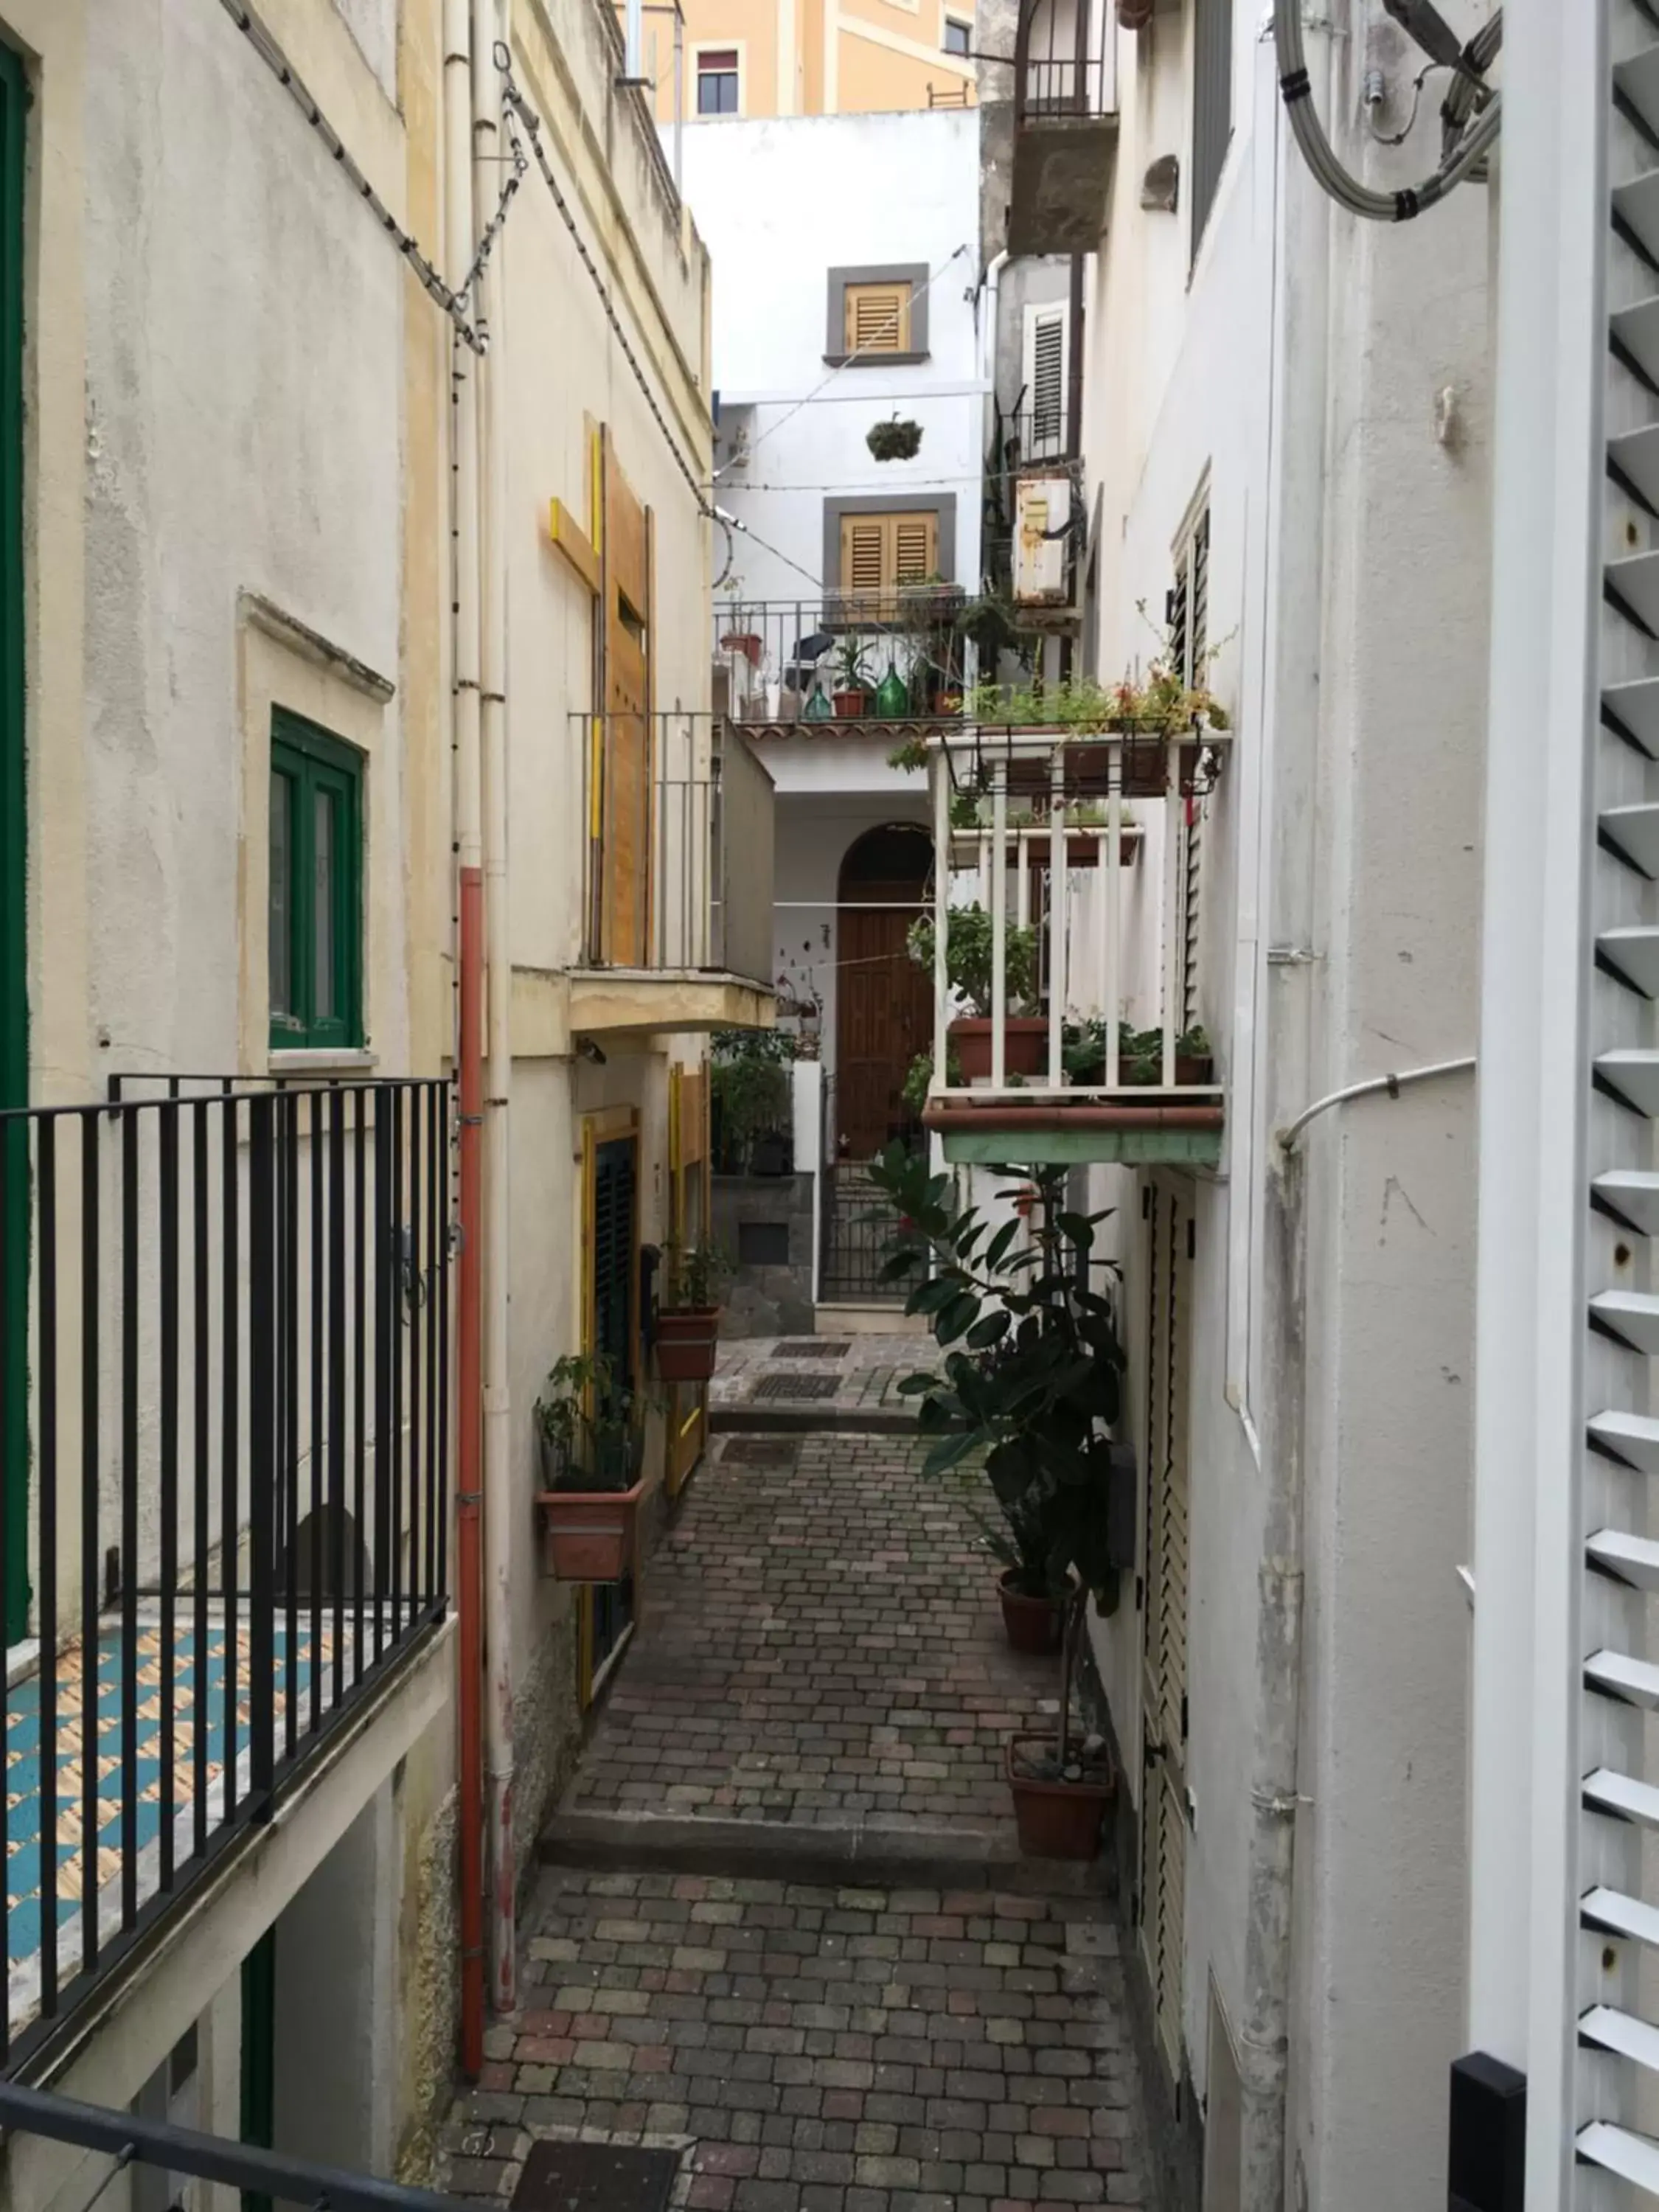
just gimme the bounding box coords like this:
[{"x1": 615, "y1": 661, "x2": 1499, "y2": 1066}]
[
  {"x1": 1026, "y1": 305, "x2": 1067, "y2": 453},
  {"x1": 844, "y1": 281, "x2": 911, "y2": 354},
  {"x1": 893, "y1": 514, "x2": 937, "y2": 584},
  {"x1": 593, "y1": 1136, "x2": 636, "y2": 1387},
  {"x1": 841, "y1": 515, "x2": 888, "y2": 603}
]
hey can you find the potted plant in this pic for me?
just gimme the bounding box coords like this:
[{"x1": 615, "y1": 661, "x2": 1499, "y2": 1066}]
[
  {"x1": 867, "y1": 417, "x2": 924, "y2": 462},
  {"x1": 975, "y1": 1488, "x2": 1067, "y2": 1654},
  {"x1": 1176, "y1": 1024, "x2": 1214, "y2": 1085},
  {"x1": 720, "y1": 629, "x2": 764, "y2": 667},
  {"x1": 906, "y1": 905, "x2": 1044, "y2": 1079},
  {"x1": 832, "y1": 638, "x2": 874, "y2": 718},
  {"x1": 868, "y1": 1150, "x2": 1127, "y2": 1857},
  {"x1": 711, "y1": 1029, "x2": 793, "y2": 1171},
  {"x1": 655, "y1": 1237, "x2": 731, "y2": 1383},
  {"x1": 533, "y1": 1352, "x2": 647, "y2": 1582}
]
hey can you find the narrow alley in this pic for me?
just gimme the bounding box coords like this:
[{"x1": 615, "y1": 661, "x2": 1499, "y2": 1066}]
[{"x1": 437, "y1": 1363, "x2": 1154, "y2": 2212}]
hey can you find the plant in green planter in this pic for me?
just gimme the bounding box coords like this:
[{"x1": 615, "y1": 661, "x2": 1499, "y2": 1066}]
[
  {"x1": 655, "y1": 1236, "x2": 734, "y2": 1385},
  {"x1": 533, "y1": 1350, "x2": 650, "y2": 1581},
  {"x1": 906, "y1": 905, "x2": 1043, "y2": 1080},
  {"x1": 866, "y1": 1149, "x2": 1126, "y2": 1853}
]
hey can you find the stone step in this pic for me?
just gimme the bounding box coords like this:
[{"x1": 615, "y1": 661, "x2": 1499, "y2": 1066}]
[
  {"x1": 709, "y1": 1403, "x2": 919, "y2": 1436},
  {"x1": 539, "y1": 1807, "x2": 1116, "y2": 1900}
]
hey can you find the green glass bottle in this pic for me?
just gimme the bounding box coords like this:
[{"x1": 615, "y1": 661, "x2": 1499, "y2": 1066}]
[
  {"x1": 875, "y1": 660, "x2": 910, "y2": 719},
  {"x1": 801, "y1": 678, "x2": 833, "y2": 722}
]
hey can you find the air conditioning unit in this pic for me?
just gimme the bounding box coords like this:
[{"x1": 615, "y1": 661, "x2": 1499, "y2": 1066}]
[{"x1": 1012, "y1": 475, "x2": 1071, "y2": 605}]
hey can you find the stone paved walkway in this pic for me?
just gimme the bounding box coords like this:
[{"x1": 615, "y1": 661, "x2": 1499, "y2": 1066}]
[
  {"x1": 557, "y1": 1436, "x2": 1051, "y2": 1851},
  {"x1": 438, "y1": 1428, "x2": 1155, "y2": 2212}
]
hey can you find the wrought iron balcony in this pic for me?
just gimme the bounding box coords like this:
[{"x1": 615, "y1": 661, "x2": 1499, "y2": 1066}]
[
  {"x1": 712, "y1": 590, "x2": 971, "y2": 737},
  {"x1": 1009, "y1": 0, "x2": 1119, "y2": 255},
  {"x1": 0, "y1": 1075, "x2": 450, "y2": 2070},
  {"x1": 576, "y1": 713, "x2": 776, "y2": 1016},
  {"x1": 922, "y1": 721, "x2": 1231, "y2": 1164}
]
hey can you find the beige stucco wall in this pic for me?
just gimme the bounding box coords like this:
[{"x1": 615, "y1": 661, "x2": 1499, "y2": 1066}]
[{"x1": 638, "y1": 0, "x2": 973, "y2": 118}]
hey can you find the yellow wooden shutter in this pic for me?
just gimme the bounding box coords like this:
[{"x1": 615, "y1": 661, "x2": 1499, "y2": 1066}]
[
  {"x1": 844, "y1": 282, "x2": 911, "y2": 355},
  {"x1": 841, "y1": 515, "x2": 889, "y2": 597},
  {"x1": 893, "y1": 515, "x2": 937, "y2": 584}
]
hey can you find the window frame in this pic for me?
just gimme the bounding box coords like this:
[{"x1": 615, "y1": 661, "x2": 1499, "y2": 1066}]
[
  {"x1": 942, "y1": 15, "x2": 973, "y2": 55},
  {"x1": 268, "y1": 707, "x2": 364, "y2": 1053},
  {"x1": 822, "y1": 495, "x2": 956, "y2": 600},
  {"x1": 1021, "y1": 296, "x2": 1071, "y2": 460},
  {"x1": 693, "y1": 42, "x2": 742, "y2": 115},
  {"x1": 824, "y1": 263, "x2": 931, "y2": 366}
]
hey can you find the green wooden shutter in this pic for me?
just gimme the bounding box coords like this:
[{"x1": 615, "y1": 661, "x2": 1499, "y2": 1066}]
[{"x1": 268, "y1": 711, "x2": 364, "y2": 1051}]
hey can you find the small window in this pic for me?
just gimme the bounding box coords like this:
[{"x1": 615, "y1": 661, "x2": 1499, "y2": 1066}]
[
  {"x1": 844, "y1": 280, "x2": 913, "y2": 355},
  {"x1": 1023, "y1": 300, "x2": 1068, "y2": 458},
  {"x1": 269, "y1": 710, "x2": 363, "y2": 1051},
  {"x1": 696, "y1": 48, "x2": 739, "y2": 114},
  {"x1": 943, "y1": 15, "x2": 971, "y2": 54},
  {"x1": 839, "y1": 510, "x2": 939, "y2": 602}
]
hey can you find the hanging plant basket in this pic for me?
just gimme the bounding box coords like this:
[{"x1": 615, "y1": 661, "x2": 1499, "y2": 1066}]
[{"x1": 866, "y1": 418, "x2": 924, "y2": 463}]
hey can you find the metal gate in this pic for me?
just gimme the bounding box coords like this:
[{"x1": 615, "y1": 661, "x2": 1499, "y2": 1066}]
[{"x1": 818, "y1": 1158, "x2": 907, "y2": 1303}]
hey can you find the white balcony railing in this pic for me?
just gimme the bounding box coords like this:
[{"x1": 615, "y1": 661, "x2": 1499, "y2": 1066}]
[{"x1": 926, "y1": 724, "x2": 1231, "y2": 1107}]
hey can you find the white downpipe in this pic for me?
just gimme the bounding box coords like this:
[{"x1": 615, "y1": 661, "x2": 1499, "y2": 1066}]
[
  {"x1": 932, "y1": 754, "x2": 950, "y2": 1090},
  {"x1": 445, "y1": 0, "x2": 482, "y2": 884},
  {"x1": 1047, "y1": 749, "x2": 1065, "y2": 1088},
  {"x1": 991, "y1": 762, "x2": 1008, "y2": 1091},
  {"x1": 475, "y1": 0, "x2": 516, "y2": 2017}
]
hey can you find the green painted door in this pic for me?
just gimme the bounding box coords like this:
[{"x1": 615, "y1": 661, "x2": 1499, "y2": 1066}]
[{"x1": 0, "y1": 44, "x2": 29, "y2": 1646}]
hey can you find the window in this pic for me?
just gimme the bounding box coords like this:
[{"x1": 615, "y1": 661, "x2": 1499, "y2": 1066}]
[
  {"x1": 943, "y1": 15, "x2": 971, "y2": 54},
  {"x1": 696, "y1": 48, "x2": 739, "y2": 114},
  {"x1": 1191, "y1": 0, "x2": 1234, "y2": 261},
  {"x1": 1169, "y1": 498, "x2": 1211, "y2": 1029},
  {"x1": 839, "y1": 509, "x2": 939, "y2": 600},
  {"x1": 269, "y1": 709, "x2": 363, "y2": 1050},
  {"x1": 1023, "y1": 299, "x2": 1069, "y2": 459},
  {"x1": 844, "y1": 280, "x2": 913, "y2": 356}
]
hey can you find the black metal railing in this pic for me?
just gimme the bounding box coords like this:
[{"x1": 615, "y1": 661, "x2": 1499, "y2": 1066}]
[
  {"x1": 819, "y1": 1159, "x2": 912, "y2": 1304},
  {"x1": 990, "y1": 404, "x2": 1082, "y2": 474},
  {"x1": 1015, "y1": 0, "x2": 1116, "y2": 123},
  {"x1": 0, "y1": 1076, "x2": 451, "y2": 2070},
  {"x1": 714, "y1": 590, "x2": 970, "y2": 729}
]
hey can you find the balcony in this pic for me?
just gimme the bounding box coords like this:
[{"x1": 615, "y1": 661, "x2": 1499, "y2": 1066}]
[
  {"x1": 922, "y1": 721, "x2": 1231, "y2": 1164},
  {"x1": 0, "y1": 1077, "x2": 448, "y2": 2070},
  {"x1": 712, "y1": 589, "x2": 970, "y2": 741},
  {"x1": 1009, "y1": 0, "x2": 1119, "y2": 256},
  {"x1": 570, "y1": 712, "x2": 775, "y2": 1037}
]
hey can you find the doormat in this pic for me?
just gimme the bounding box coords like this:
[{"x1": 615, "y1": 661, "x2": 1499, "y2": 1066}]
[
  {"x1": 771, "y1": 1340, "x2": 850, "y2": 1358},
  {"x1": 721, "y1": 1436, "x2": 799, "y2": 1465},
  {"x1": 512, "y1": 2140, "x2": 681, "y2": 2212},
  {"x1": 753, "y1": 1371, "x2": 840, "y2": 1400}
]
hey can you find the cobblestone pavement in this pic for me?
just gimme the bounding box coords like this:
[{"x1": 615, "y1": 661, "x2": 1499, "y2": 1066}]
[
  {"x1": 443, "y1": 1868, "x2": 1147, "y2": 2210},
  {"x1": 709, "y1": 1337, "x2": 937, "y2": 1422},
  {"x1": 561, "y1": 1435, "x2": 1051, "y2": 1841},
  {"x1": 438, "y1": 1426, "x2": 1155, "y2": 2212}
]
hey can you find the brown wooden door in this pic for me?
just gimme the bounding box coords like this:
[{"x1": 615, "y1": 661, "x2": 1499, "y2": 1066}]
[
  {"x1": 835, "y1": 839, "x2": 933, "y2": 1158},
  {"x1": 602, "y1": 439, "x2": 653, "y2": 965}
]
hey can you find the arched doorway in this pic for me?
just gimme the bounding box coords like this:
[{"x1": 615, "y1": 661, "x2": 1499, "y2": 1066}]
[{"x1": 835, "y1": 823, "x2": 933, "y2": 1158}]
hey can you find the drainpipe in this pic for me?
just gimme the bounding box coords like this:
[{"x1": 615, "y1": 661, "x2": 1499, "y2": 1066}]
[
  {"x1": 474, "y1": 0, "x2": 518, "y2": 2018},
  {"x1": 1237, "y1": 16, "x2": 1334, "y2": 2208},
  {"x1": 443, "y1": 0, "x2": 487, "y2": 2080}
]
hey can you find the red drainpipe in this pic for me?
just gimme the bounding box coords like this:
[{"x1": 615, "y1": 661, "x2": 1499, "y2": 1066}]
[{"x1": 456, "y1": 862, "x2": 486, "y2": 2079}]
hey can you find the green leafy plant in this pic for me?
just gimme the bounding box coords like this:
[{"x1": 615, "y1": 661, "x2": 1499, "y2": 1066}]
[
  {"x1": 711, "y1": 1029, "x2": 793, "y2": 1170},
  {"x1": 887, "y1": 733, "x2": 930, "y2": 773},
  {"x1": 866, "y1": 1148, "x2": 1126, "y2": 1775},
  {"x1": 832, "y1": 637, "x2": 874, "y2": 693},
  {"x1": 534, "y1": 1351, "x2": 646, "y2": 1492},
  {"x1": 900, "y1": 1042, "x2": 964, "y2": 1116},
  {"x1": 867, "y1": 417, "x2": 923, "y2": 462},
  {"x1": 661, "y1": 1236, "x2": 733, "y2": 1311},
  {"x1": 906, "y1": 904, "x2": 1038, "y2": 1019}
]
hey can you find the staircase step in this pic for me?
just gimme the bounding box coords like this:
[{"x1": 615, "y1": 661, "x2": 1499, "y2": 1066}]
[
  {"x1": 1603, "y1": 672, "x2": 1659, "y2": 755},
  {"x1": 540, "y1": 1806, "x2": 1112, "y2": 1898},
  {"x1": 1588, "y1": 1527, "x2": 1659, "y2": 1589},
  {"x1": 1595, "y1": 1050, "x2": 1659, "y2": 1116},
  {"x1": 1614, "y1": 170, "x2": 1659, "y2": 266},
  {"x1": 1580, "y1": 2003, "x2": 1659, "y2": 2073},
  {"x1": 1610, "y1": 421, "x2": 1659, "y2": 514},
  {"x1": 1616, "y1": 44, "x2": 1659, "y2": 129},
  {"x1": 1585, "y1": 1766, "x2": 1659, "y2": 1829},
  {"x1": 1590, "y1": 1408, "x2": 1659, "y2": 1470},
  {"x1": 1600, "y1": 801, "x2": 1659, "y2": 877},
  {"x1": 1599, "y1": 925, "x2": 1659, "y2": 995},
  {"x1": 1577, "y1": 2120, "x2": 1659, "y2": 2193},
  {"x1": 1612, "y1": 294, "x2": 1659, "y2": 392},
  {"x1": 1590, "y1": 1290, "x2": 1659, "y2": 1350},
  {"x1": 1583, "y1": 1884, "x2": 1659, "y2": 1950},
  {"x1": 1586, "y1": 1648, "x2": 1659, "y2": 1707},
  {"x1": 1594, "y1": 1169, "x2": 1659, "y2": 1234}
]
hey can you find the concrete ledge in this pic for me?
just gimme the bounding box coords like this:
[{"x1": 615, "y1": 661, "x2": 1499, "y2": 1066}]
[
  {"x1": 540, "y1": 1809, "x2": 1116, "y2": 1900},
  {"x1": 710, "y1": 1405, "x2": 919, "y2": 1436},
  {"x1": 568, "y1": 970, "x2": 774, "y2": 1038}
]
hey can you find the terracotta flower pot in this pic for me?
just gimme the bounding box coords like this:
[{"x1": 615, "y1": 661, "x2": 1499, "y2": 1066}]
[
  {"x1": 998, "y1": 1571, "x2": 1063, "y2": 1654},
  {"x1": 1175, "y1": 1054, "x2": 1214, "y2": 1087},
  {"x1": 536, "y1": 1477, "x2": 645, "y2": 1582},
  {"x1": 1006, "y1": 1734, "x2": 1115, "y2": 1860},
  {"x1": 950, "y1": 1017, "x2": 1048, "y2": 1081},
  {"x1": 832, "y1": 689, "x2": 867, "y2": 720},
  {"x1": 655, "y1": 1307, "x2": 720, "y2": 1383}
]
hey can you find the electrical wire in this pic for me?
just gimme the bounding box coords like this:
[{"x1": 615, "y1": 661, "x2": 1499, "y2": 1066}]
[
  {"x1": 712, "y1": 243, "x2": 975, "y2": 481},
  {"x1": 713, "y1": 508, "x2": 827, "y2": 591},
  {"x1": 1274, "y1": 0, "x2": 1500, "y2": 222},
  {"x1": 216, "y1": 0, "x2": 487, "y2": 352}
]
